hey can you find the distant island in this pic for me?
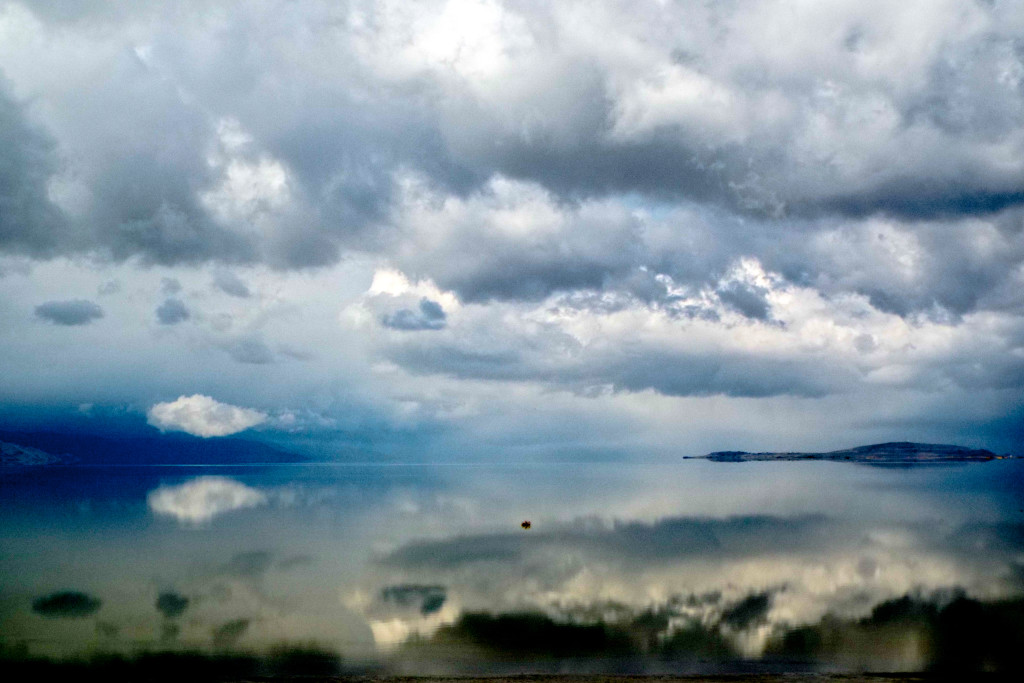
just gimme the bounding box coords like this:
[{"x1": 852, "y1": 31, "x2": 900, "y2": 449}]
[{"x1": 689, "y1": 441, "x2": 1011, "y2": 464}]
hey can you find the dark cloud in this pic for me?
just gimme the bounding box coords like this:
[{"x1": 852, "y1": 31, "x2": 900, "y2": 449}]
[
  {"x1": 394, "y1": 195, "x2": 644, "y2": 304},
  {"x1": 387, "y1": 340, "x2": 841, "y2": 399},
  {"x1": 0, "y1": 79, "x2": 66, "y2": 258},
  {"x1": 1, "y1": 1, "x2": 1023, "y2": 328},
  {"x1": 421, "y1": 25, "x2": 1024, "y2": 227},
  {"x1": 34, "y1": 299, "x2": 104, "y2": 326},
  {"x1": 381, "y1": 299, "x2": 447, "y2": 331},
  {"x1": 156, "y1": 298, "x2": 189, "y2": 325},
  {"x1": 592, "y1": 350, "x2": 836, "y2": 399},
  {"x1": 716, "y1": 281, "x2": 771, "y2": 320},
  {"x1": 65, "y1": 50, "x2": 256, "y2": 267},
  {"x1": 31, "y1": 591, "x2": 102, "y2": 618},
  {"x1": 385, "y1": 344, "x2": 522, "y2": 381},
  {"x1": 213, "y1": 271, "x2": 251, "y2": 298},
  {"x1": 155, "y1": 591, "x2": 189, "y2": 619}
]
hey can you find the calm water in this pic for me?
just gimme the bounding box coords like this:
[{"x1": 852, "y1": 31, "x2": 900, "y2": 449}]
[{"x1": 1, "y1": 459, "x2": 1022, "y2": 674}]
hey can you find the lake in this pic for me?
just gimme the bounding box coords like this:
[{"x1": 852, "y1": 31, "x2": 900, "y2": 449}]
[{"x1": 1, "y1": 458, "x2": 1022, "y2": 675}]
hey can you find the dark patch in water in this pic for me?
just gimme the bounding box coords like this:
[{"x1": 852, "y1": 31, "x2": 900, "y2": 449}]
[{"x1": 31, "y1": 591, "x2": 101, "y2": 618}]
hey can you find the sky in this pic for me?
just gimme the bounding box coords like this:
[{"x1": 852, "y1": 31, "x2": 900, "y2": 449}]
[{"x1": 1, "y1": 0, "x2": 1023, "y2": 457}]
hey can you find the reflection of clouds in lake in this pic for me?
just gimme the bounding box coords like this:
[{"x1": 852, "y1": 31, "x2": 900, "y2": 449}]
[
  {"x1": 363, "y1": 513, "x2": 1024, "y2": 657},
  {"x1": 221, "y1": 551, "x2": 275, "y2": 579},
  {"x1": 380, "y1": 585, "x2": 447, "y2": 615},
  {"x1": 155, "y1": 591, "x2": 189, "y2": 619},
  {"x1": 140, "y1": 547, "x2": 376, "y2": 656},
  {"x1": 147, "y1": 476, "x2": 267, "y2": 524},
  {"x1": 350, "y1": 583, "x2": 459, "y2": 650},
  {"x1": 212, "y1": 618, "x2": 250, "y2": 648},
  {"x1": 388, "y1": 590, "x2": 1024, "y2": 674},
  {"x1": 3, "y1": 462, "x2": 1021, "y2": 670},
  {"x1": 382, "y1": 515, "x2": 831, "y2": 568},
  {"x1": 31, "y1": 591, "x2": 102, "y2": 619}
]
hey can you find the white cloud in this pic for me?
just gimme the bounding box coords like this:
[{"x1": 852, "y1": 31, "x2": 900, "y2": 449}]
[
  {"x1": 147, "y1": 476, "x2": 267, "y2": 524},
  {"x1": 147, "y1": 394, "x2": 267, "y2": 437}
]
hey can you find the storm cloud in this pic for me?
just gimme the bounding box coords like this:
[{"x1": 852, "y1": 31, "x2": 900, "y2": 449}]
[
  {"x1": 34, "y1": 299, "x2": 104, "y2": 326},
  {"x1": 1, "y1": 1, "x2": 1022, "y2": 284},
  {"x1": 381, "y1": 299, "x2": 448, "y2": 331},
  {"x1": 0, "y1": 78, "x2": 65, "y2": 257},
  {"x1": 155, "y1": 298, "x2": 189, "y2": 325},
  {"x1": 213, "y1": 270, "x2": 251, "y2": 298}
]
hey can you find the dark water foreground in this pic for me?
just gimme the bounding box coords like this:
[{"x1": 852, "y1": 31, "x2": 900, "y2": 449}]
[{"x1": 2, "y1": 457, "x2": 1022, "y2": 677}]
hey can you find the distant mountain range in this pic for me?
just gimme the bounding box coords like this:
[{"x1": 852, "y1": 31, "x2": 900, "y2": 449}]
[
  {"x1": 692, "y1": 441, "x2": 1009, "y2": 463},
  {"x1": 0, "y1": 430, "x2": 306, "y2": 466},
  {"x1": 0, "y1": 440, "x2": 67, "y2": 466}
]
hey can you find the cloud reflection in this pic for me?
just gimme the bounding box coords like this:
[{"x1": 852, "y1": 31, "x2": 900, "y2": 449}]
[
  {"x1": 147, "y1": 476, "x2": 267, "y2": 524},
  {"x1": 363, "y1": 510, "x2": 1024, "y2": 663},
  {"x1": 388, "y1": 591, "x2": 1024, "y2": 674},
  {"x1": 31, "y1": 591, "x2": 102, "y2": 619},
  {"x1": 3, "y1": 460, "x2": 1021, "y2": 673},
  {"x1": 155, "y1": 591, "x2": 189, "y2": 619}
]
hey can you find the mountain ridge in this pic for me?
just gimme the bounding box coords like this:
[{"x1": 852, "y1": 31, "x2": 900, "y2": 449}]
[{"x1": 0, "y1": 430, "x2": 306, "y2": 466}]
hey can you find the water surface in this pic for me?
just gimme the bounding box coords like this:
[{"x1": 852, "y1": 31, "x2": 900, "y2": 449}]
[{"x1": 1, "y1": 459, "x2": 1022, "y2": 673}]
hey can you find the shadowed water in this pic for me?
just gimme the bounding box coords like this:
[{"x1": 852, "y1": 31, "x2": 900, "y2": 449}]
[{"x1": 1, "y1": 458, "x2": 1022, "y2": 676}]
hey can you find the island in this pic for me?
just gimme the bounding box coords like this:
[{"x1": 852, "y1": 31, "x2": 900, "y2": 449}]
[{"x1": 688, "y1": 441, "x2": 1010, "y2": 464}]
